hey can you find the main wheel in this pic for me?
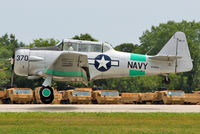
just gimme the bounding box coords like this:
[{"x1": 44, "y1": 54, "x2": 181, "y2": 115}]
[{"x1": 39, "y1": 86, "x2": 54, "y2": 104}]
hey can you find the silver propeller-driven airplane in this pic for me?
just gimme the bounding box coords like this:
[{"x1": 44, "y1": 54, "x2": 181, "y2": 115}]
[{"x1": 13, "y1": 32, "x2": 193, "y2": 103}]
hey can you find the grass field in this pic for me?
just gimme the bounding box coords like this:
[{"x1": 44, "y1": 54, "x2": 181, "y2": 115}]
[{"x1": 0, "y1": 113, "x2": 199, "y2": 134}]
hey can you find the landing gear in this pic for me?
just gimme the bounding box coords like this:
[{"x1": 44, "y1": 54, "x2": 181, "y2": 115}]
[
  {"x1": 40, "y1": 86, "x2": 54, "y2": 104},
  {"x1": 39, "y1": 76, "x2": 54, "y2": 104},
  {"x1": 162, "y1": 76, "x2": 170, "y2": 84}
]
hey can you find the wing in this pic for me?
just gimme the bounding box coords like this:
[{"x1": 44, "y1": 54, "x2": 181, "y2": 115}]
[
  {"x1": 44, "y1": 52, "x2": 90, "y2": 85},
  {"x1": 149, "y1": 55, "x2": 182, "y2": 61}
]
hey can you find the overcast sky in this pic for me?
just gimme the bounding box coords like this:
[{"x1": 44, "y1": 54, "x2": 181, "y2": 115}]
[{"x1": 0, "y1": 0, "x2": 199, "y2": 46}]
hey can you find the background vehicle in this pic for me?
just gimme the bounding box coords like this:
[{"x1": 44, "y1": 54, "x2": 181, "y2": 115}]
[
  {"x1": 121, "y1": 93, "x2": 140, "y2": 104},
  {"x1": 59, "y1": 90, "x2": 68, "y2": 104},
  {"x1": 33, "y1": 87, "x2": 42, "y2": 104},
  {"x1": 1, "y1": 88, "x2": 33, "y2": 104},
  {"x1": 139, "y1": 92, "x2": 155, "y2": 104},
  {"x1": 0, "y1": 90, "x2": 6, "y2": 104},
  {"x1": 154, "y1": 90, "x2": 185, "y2": 104},
  {"x1": 52, "y1": 90, "x2": 62, "y2": 104},
  {"x1": 60, "y1": 88, "x2": 92, "y2": 104},
  {"x1": 184, "y1": 91, "x2": 200, "y2": 105},
  {"x1": 92, "y1": 90, "x2": 121, "y2": 104}
]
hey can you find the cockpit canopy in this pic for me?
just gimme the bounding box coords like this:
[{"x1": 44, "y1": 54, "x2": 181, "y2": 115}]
[{"x1": 56, "y1": 39, "x2": 112, "y2": 52}]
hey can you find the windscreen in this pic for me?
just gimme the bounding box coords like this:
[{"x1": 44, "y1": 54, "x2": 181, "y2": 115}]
[
  {"x1": 14, "y1": 89, "x2": 32, "y2": 94},
  {"x1": 78, "y1": 43, "x2": 89, "y2": 52},
  {"x1": 103, "y1": 45, "x2": 110, "y2": 52},
  {"x1": 64, "y1": 42, "x2": 78, "y2": 51},
  {"x1": 73, "y1": 90, "x2": 90, "y2": 96},
  {"x1": 64, "y1": 41, "x2": 103, "y2": 52},
  {"x1": 56, "y1": 41, "x2": 63, "y2": 50},
  {"x1": 168, "y1": 91, "x2": 184, "y2": 96},
  {"x1": 90, "y1": 44, "x2": 102, "y2": 52},
  {"x1": 101, "y1": 91, "x2": 119, "y2": 97}
]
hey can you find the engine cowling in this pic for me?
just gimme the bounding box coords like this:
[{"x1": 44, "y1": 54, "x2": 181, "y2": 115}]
[{"x1": 14, "y1": 48, "x2": 29, "y2": 76}]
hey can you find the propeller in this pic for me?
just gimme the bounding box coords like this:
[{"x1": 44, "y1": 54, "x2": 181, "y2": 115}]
[{"x1": 10, "y1": 41, "x2": 17, "y2": 87}]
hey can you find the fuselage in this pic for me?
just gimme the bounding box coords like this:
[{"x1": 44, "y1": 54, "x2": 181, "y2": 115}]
[
  {"x1": 13, "y1": 32, "x2": 193, "y2": 104},
  {"x1": 14, "y1": 39, "x2": 176, "y2": 81}
]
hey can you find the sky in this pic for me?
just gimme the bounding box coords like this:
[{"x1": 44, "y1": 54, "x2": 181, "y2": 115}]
[{"x1": 0, "y1": 0, "x2": 200, "y2": 46}]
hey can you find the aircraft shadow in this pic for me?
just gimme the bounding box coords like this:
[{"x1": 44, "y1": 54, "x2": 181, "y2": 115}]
[{"x1": 28, "y1": 106, "x2": 78, "y2": 112}]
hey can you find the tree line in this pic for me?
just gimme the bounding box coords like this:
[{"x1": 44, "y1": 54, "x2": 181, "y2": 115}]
[{"x1": 0, "y1": 20, "x2": 200, "y2": 93}]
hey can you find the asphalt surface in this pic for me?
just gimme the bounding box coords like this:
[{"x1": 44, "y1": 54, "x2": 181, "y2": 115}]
[{"x1": 0, "y1": 104, "x2": 199, "y2": 112}]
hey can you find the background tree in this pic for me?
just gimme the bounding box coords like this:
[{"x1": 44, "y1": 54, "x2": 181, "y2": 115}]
[
  {"x1": 29, "y1": 38, "x2": 59, "y2": 48},
  {"x1": 114, "y1": 43, "x2": 140, "y2": 53},
  {"x1": 0, "y1": 34, "x2": 25, "y2": 89},
  {"x1": 139, "y1": 20, "x2": 200, "y2": 91},
  {"x1": 72, "y1": 33, "x2": 97, "y2": 41}
]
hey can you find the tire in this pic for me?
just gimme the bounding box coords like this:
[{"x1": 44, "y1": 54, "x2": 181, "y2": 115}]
[
  {"x1": 92, "y1": 100, "x2": 98, "y2": 104},
  {"x1": 60, "y1": 100, "x2": 64, "y2": 104},
  {"x1": 7, "y1": 99, "x2": 11, "y2": 104},
  {"x1": 66, "y1": 99, "x2": 70, "y2": 104},
  {"x1": 3, "y1": 98, "x2": 11, "y2": 104},
  {"x1": 39, "y1": 86, "x2": 54, "y2": 104}
]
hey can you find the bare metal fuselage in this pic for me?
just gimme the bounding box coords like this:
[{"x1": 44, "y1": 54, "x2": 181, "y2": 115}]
[
  {"x1": 14, "y1": 48, "x2": 177, "y2": 81},
  {"x1": 14, "y1": 32, "x2": 193, "y2": 83}
]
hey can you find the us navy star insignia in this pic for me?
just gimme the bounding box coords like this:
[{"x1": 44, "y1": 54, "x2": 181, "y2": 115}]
[
  {"x1": 88, "y1": 54, "x2": 119, "y2": 72},
  {"x1": 96, "y1": 55, "x2": 110, "y2": 69}
]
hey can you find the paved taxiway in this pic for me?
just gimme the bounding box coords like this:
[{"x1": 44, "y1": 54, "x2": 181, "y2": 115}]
[{"x1": 0, "y1": 104, "x2": 199, "y2": 112}]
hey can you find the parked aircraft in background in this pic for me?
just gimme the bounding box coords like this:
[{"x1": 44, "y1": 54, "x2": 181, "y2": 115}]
[{"x1": 13, "y1": 32, "x2": 193, "y2": 104}]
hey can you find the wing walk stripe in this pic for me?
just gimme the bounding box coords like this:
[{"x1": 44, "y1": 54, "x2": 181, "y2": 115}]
[{"x1": 44, "y1": 69, "x2": 88, "y2": 80}]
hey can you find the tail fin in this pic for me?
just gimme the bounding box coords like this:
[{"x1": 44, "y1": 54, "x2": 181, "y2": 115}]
[{"x1": 157, "y1": 32, "x2": 193, "y2": 73}]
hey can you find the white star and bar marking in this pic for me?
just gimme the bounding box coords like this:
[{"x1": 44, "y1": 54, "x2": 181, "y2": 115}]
[
  {"x1": 88, "y1": 54, "x2": 119, "y2": 71},
  {"x1": 96, "y1": 55, "x2": 110, "y2": 69}
]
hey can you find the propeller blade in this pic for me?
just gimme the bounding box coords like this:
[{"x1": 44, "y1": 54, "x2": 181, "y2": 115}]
[
  {"x1": 10, "y1": 64, "x2": 14, "y2": 87},
  {"x1": 10, "y1": 40, "x2": 17, "y2": 87}
]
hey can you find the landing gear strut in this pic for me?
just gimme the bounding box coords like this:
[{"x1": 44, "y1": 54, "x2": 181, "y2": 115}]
[{"x1": 162, "y1": 76, "x2": 170, "y2": 84}]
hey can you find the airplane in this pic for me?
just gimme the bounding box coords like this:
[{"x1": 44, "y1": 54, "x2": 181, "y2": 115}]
[{"x1": 13, "y1": 31, "x2": 193, "y2": 104}]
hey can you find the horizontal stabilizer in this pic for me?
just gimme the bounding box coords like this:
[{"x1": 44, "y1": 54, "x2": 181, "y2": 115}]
[{"x1": 149, "y1": 55, "x2": 182, "y2": 61}]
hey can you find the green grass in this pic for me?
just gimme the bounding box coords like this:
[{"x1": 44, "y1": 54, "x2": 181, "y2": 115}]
[{"x1": 0, "y1": 113, "x2": 199, "y2": 134}]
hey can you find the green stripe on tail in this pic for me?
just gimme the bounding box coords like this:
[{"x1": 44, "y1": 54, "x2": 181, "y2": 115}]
[
  {"x1": 129, "y1": 53, "x2": 146, "y2": 76},
  {"x1": 130, "y1": 53, "x2": 146, "y2": 61},
  {"x1": 129, "y1": 70, "x2": 145, "y2": 76}
]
